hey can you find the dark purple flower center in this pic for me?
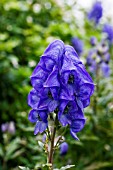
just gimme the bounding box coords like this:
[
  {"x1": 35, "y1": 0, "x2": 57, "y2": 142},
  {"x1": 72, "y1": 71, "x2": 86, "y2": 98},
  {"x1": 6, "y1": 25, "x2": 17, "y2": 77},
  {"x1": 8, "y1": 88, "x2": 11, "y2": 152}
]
[
  {"x1": 48, "y1": 90, "x2": 53, "y2": 99},
  {"x1": 37, "y1": 114, "x2": 42, "y2": 121},
  {"x1": 68, "y1": 74, "x2": 74, "y2": 84},
  {"x1": 64, "y1": 105, "x2": 70, "y2": 114}
]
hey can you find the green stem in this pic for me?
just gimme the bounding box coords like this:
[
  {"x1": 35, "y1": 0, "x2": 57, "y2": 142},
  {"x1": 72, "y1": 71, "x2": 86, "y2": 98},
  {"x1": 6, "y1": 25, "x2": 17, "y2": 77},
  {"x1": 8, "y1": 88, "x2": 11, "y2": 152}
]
[
  {"x1": 48, "y1": 127, "x2": 56, "y2": 170},
  {"x1": 47, "y1": 127, "x2": 51, "y2": 141},
  {"x1": 55, "y1": 136, "x2": 62, "y2": 148},
  {"x1": 48, "y1": 115, "x2": 57, "y2": 170},
  {"x1": 93, "y1": 64, "x2": 99, "y2": 116}
]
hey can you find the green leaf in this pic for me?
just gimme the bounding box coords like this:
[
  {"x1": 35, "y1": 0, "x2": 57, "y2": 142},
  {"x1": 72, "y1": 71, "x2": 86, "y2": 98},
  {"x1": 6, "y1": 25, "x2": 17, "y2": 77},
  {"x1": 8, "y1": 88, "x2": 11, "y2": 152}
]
[
  {"x1": 54, "y1": 165, "x2": 75, "y2": 170},
  {"x1": 84, "y1": 162, "x2": 113, "y2": 170},
  {"x1": 0, "y1": 144, "x2": 4, "y2": 157},
  {"x1": 38, "y1": 141, "x2": 44, "y2": 149},
  {"x1": 18, "y1": 166, "x2": 30, "y2": 170},
  {"x1": 5, "y1": 138, "x2": 20, "y2": 161},
  {"x1": 11, "y1": 148, "x2": 25, "y2": 159}
]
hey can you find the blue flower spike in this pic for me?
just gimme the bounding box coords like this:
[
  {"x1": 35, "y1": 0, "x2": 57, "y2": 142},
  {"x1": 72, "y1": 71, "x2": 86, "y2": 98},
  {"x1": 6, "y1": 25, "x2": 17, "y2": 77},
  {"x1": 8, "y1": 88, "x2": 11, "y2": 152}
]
[{"x1": 28, "y1": 40, "x2": 94, "y2": 139}]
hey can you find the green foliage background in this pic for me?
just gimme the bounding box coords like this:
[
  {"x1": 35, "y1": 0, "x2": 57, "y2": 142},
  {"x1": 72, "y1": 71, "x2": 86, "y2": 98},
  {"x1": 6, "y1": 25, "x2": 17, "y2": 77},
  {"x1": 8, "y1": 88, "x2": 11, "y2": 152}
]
[{"x1": 0, "y1": 0, "x2": 113, "y2": 170}]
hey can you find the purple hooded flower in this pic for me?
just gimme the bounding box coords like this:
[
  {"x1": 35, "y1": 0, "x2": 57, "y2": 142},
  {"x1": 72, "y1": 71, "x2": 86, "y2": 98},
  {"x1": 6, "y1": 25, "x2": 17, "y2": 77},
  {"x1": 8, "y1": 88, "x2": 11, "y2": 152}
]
[
  {"x1": 88, "y1": 1, "x2": 102, "y2": 24},
  {"x1": 103, "y1": 24, "x2": 113, "y2": 44},
  {"x1": 37, "y1": 87, "x2": 59, "y2": 112},
  {"x1": 28, "y1": 39, "x2": 94, "y2": 139},
  {"x1": 58, "y1": 101, "x2": 86, "y2": 139},
  {"x1": 30, "y1": 40, "x2": 64, "y2": 92},
  {"x1": 90, "y1": 36, "x2": 97, "y2": 46},
  {"x1": 100, "y1": 62, "x2": 110, "y2": 77},
  {"x1": 103, "y1": 53, "x2": 110, "y2": 63},
  {"x1": 86, "y1": 40, "x2": 110, "y2": 77},
  {"x1": 71, "y1": 37, "x2": 84, "y2": 55},
  {"x1": 28, "y1": 109, "x2": 48, "y2": 135},
  {"x1": 1, "y1": 122, "x2": 15, "y2": 134},
  {"x1": 87, "y1": 49, "x2": 97, "y2": 74},
  {"x1": 8, "y1": 121, "x2": 15, "y2": 134},
  {"x1": 28, "y1": 88, "x2": 40, "y2": 109},
  {"x1": 60, "y1": 46, "x2": 94, "y2": 110},
  {"x1": 1, "y1": 123, "x2": 9, "y2": 132},
  {"x1": 60, "y1": 142, "x2": 68, "y2": 156}
]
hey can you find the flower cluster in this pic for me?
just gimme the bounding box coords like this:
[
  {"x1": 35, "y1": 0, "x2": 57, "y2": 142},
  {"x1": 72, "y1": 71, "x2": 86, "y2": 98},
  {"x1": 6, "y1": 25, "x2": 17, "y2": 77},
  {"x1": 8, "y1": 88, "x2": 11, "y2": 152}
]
[
  {"x1": 88, "y1": 1, "x2": 102, "y2": 24},
  {"x1": 87, "y1": 38, "x2": 110, "y2": 77},
  {"x1": 28, "y1": 40, "x2": 94, "y2": 140},
  {"x1": 71, "y1": 37, "x2": 84, "y2": 56},
  {"x1": 103, "y1": 24, "x2": 113, "y2": 44},
  {"x1": 1, "y1": 121, "x2": 15, "y2": 134}
]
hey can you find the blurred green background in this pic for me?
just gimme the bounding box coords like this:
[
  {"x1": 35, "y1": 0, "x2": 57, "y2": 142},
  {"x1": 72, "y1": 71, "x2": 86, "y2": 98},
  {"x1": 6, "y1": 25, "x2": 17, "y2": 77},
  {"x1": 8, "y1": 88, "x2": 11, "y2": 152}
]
[{"x1": 0, "y1": 0, "x2": 113, "y2": 169}]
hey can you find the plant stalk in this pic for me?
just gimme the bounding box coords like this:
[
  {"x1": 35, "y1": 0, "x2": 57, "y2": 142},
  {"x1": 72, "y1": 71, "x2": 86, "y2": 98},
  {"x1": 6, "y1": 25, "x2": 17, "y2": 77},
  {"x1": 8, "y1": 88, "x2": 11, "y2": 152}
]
[{"x1": 48, "y1": 115, "x2": 57, "y2": 170}]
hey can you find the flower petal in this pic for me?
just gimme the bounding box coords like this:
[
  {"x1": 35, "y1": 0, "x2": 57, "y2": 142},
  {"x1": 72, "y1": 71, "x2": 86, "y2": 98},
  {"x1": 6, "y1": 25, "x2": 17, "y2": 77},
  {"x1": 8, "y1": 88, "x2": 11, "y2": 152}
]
[
  {"x1": 60, "y1": 86, "x2": 74, "y2": 101},
  {"x1": 44, "y1": 65, "x2": 60, "y2": 87},
  {"x1": 38, "y1": 98, "x2": 51, "y2": 110},
  {"x1": 31, "y1": 77, "x2": 44, "y2": 91},
  {"x1": 82, "y1": 98, "x2": 90, "y2": 108},
  {"x1": 31, "y1": 65, "x2": 48, "y2": 79},
  {"x1": 28, "y1": 89, "x2": 40, "y2": 109},
  {"x1": 71, "y1": 37, "x2": 84, "y2": 55},
  {"x1": 78, "y1": 83, "x2": 95, "y2": 99},
  {"x1": 76, "y1": 97, "x2": 84, "y2": 111},
  {"x1": 61, "y1": 52, "x2": 76, "y2": 73},
  {"x1": 39, "y1": 111, "x2": 48, "y2": 122},
  {"x1": 58, "y1": 113, "x2": 69, "y2": 126},
  {"x1": 41, "y1": 57, "x2": 55, "y2": 71},
  {"x1": 50, "y1": 87, "x2": 59, "y2": 100},
  {"x1": 34, "y1": 121, "x2": 40, "y2": 135},
  {"x1": 65, "y1": 45, "x2": 81, "y2": 65},
  {"x1": 39, "y1": 122, "x2": 48, "y2": 133},
  {"x1": 48, "y1": 100, "x2": 59, "y2": 113},
  {"x1": 70, "y1": 118, "x2": 86, "y2": 133},
  {"x1": 70, "y1": 129, "x2": 79, "y2": 140},
  {"x1": 60, "y1": 142, "x2": 68, "y2": 156},
  {"x1": 76, "y1": 64, "x2": 94, "y2": 85},
  {"x1": 58, "y1": 100, "x2": 69, "y2": 114},
  {"x1": 34, "y1": 121, "x2": 48, "y2": 135},
  {"x1": 101, "y1": 62, "x2": 110, "y2": 77},
  {"x1": 44, "y1": 39, "x2": 64, "y2": 64},
  {"x1": 28, "y1": 110, "x2": 38, "y2": 123},
  {"x1": 67, "y1": 105, "x2": 84, "y2": 121}
]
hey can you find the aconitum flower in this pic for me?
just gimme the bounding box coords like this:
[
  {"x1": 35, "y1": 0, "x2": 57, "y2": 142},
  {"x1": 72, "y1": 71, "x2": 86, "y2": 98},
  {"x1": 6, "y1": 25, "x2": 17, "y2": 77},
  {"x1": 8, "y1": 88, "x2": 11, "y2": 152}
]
[
  {"x1": 101, "y1": 62, "x2": 110, "y2": 77},
  {"x1": 60, "y1": 142, "x2": 68, "y2": 156},
  {"x1": 1, "y1": 122, "x2": 15, "y2": 134},
  {"x1": 71, "y1": 37, "x2": 83, "y2": 55},
  {"x1": 1, "y1": 123, "x2": 9, "y2": 132},
  {"x1": 103, "y1": 24, "x2": 113, "y2": 44},
  {"x1": 28, "y1": 109, "x2": 48, "y2": 135},
  {"x1": 8, "y1": 121, "x2": 16, "y2": 134},
  {"x1": 86, "y1": 40, "x2": 110, "y2": 77},
  {"x1": 90, "y1": 36, "x2": 97, "y2": 46},
  {"x1": 88, "y1": 1, "x2": 102, "y2": 24},
  {"x1": 28, "y1": 40, "x2": 94, "y2": 139}
]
